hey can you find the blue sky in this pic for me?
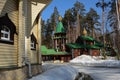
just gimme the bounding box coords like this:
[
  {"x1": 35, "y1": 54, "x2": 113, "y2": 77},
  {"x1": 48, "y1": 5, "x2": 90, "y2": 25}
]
[{"x1": 41, "y1": 0, "x2": 102, "y2": 21}]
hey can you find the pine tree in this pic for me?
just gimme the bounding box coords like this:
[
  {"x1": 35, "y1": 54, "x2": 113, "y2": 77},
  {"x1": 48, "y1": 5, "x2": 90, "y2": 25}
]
[
  {"x1": 72, "y1": 1, "x2": 86, "y2": 36},
  {"x1": 86, "y1": 8, "x2": 100, "y2": 38}
]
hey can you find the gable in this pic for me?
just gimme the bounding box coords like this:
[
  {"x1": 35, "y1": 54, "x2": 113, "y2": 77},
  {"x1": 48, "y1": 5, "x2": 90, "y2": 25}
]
[{"x1": 0, "y1": 13, "x2": 17, "y2": 34}]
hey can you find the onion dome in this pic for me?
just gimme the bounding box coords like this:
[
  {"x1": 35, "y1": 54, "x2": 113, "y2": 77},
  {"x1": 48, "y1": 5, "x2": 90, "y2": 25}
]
[{"x1": 83, "y1": 27, "x2": 87, "y2": 36}]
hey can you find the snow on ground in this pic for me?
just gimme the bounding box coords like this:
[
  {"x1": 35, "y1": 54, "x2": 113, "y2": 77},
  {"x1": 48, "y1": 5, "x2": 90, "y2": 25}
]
[
  {"x1": 29, "y1": 64, "x2": 78, "y2": 80},
  {"x1": 29, "y1": 55, "x2": 120, "y2": 80},
  {"x1": 70, "y1": 55, "x2": 120, "y2": 67},
  {"x1": 29, "y1": 63, "x2": 120, "y2": 80},
  {"x1": 71, "y1": 65, "x2": 120, "y2": 80}
]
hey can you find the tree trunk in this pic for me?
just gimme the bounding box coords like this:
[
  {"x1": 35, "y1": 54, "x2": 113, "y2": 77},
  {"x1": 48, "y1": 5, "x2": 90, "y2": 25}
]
[
  {"x1": 67, "y1": 21, "x2": 70, "y2": 43},
  {"x1": 92, "y1": 26, "x2": 94, "y2": 38},
  {"x1": 76, "y1": 12, "x2": 80, "y2": 37},
  {"x1": 102, "y1": 0, "x2": 105, "y2": 47},
  {"x1": 116, "y1": 0, "x2": 120, "y2": 59}
]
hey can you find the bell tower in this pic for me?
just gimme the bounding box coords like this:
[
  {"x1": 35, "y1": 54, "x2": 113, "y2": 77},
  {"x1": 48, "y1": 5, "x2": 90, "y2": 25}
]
[{"x1": 53, "y1": 16, "x2": 67, "y2": 52}]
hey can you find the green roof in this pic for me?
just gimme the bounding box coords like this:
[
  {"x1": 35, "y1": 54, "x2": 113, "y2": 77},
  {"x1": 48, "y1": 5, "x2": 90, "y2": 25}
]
[
  {"x1": 66, "y1": 43, "x2": 100, "y2": 49},
  {"x1": 66, "y1": 43, "x2": 85, "y2": 49},
  {"x1": 41, "y1": 45, "x2": 70, "y2": 55},
  {"x1": 81, "y1": 36, "x2": 95, "y2": 41},
  {"x1": 56, "y1": 21, "x2": 65, "y2": 33},
  {"x1": 41, "y1": 45, "x2": 47, "y2": 54},
  {"x1": 81, "y1": 36, "x2": 103, "y2": 47},
  {"x1": 86, "y1": 45, "x2": 100, "y2": 49},
  {"x1": 94, "y1": 41, "x2": 104, "y2": 47}
]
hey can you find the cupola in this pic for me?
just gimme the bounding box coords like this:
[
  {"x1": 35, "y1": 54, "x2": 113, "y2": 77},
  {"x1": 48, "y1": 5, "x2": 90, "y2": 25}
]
[
  {"x1": 55, "y1": 16, "x2": 65, "y2": 33},
  {"x1": 83, "y1": 27, "x2": 87, "y2": 36}
]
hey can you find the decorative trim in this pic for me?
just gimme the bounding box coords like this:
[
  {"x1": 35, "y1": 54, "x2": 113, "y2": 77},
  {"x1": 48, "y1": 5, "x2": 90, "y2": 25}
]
[
  {"x1": 0, "y1": 39, "x2": 14, "y2": 44},
  {"x1": 0, "y1": 13, "x2": 17, "y2": 44}
]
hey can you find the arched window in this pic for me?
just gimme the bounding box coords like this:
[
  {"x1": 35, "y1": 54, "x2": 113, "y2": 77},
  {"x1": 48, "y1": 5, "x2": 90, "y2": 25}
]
[
  {"x1": 1, "y1": 25, "x2": 10, "y2": 40},
  {"x1": 0, "y1": 13, "x2": 17, "y2": 44}
]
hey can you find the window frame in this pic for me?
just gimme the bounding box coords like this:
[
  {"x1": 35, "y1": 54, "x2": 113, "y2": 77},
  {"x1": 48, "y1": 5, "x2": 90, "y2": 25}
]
[
  {"x1": 31, "y1": 40, "x2": 36, "y2": 50},
  {"x1": 30, "y1": 33, "x2": 37, "y2": 50},
  {"x1": 1, "y1": 25, "x2": 10, "y2": 41}
]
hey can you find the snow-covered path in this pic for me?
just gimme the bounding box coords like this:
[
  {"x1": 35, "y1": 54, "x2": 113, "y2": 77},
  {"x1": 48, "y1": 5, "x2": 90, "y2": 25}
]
[
  {"x1": 71, "y1": 63, "x2": 120, "y2": 80},
  {"x1": 29, "y1": 55, "x2": 120, "y2": 80},
  {"x1": 29, "y1": 63, "x2": 120, "y2": 80},
  {"x1": 29, "y1": 63, "x2": 78, "y2": 80}
]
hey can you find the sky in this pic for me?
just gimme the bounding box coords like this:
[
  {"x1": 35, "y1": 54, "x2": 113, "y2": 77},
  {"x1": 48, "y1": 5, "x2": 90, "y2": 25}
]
[{"x1": 41, "y1": 0, "x2": 102, "y2": 21}]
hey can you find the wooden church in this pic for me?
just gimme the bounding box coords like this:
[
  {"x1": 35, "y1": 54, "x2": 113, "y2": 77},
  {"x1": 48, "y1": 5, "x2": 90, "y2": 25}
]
[
  {"x1": 41, "y1": 16, "x2": 103, "y2": 62},
  {"x1": 66, "y1": 28, "x2": 103, "y2": 58},
  {"x1": 41, "y1": 16, "x2": 72, "y2": 62}
]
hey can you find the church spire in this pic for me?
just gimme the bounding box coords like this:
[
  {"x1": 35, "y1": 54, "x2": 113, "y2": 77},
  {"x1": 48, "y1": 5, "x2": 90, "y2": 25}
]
[{"x1": 55, "y1": 16, "x2": 65, "y2": 33}]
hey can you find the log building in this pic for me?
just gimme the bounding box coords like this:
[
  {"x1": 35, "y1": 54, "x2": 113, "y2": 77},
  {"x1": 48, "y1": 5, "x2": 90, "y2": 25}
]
[{"x1": 0, "y1": 0, "x2": 51, "y2": 80}]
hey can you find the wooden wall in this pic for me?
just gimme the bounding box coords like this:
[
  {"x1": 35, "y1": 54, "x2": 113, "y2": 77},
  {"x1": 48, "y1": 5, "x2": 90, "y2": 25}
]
[
  {"x1": 30, "y1": 24, "x2": 38, "y2": 64},
  {"x1": 0, "y1": 0, "x2": 51, "y2": 67},
  {"x1": 91, "y1": 49, "x2": 100, "y2": 56},
  {"x1": 73, "y1": 49, "x2": 80, "y2": 58},
  {"x1": 0, "y1": 0, "x2": 18, "y2": 67}
]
